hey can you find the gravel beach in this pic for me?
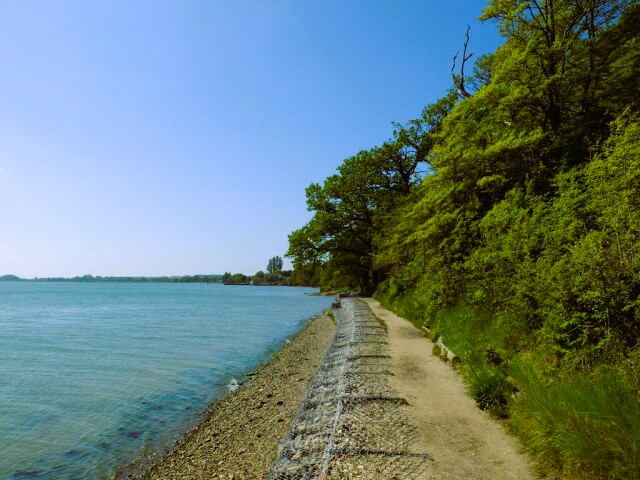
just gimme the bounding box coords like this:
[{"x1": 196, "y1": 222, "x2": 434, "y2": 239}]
[{"x1": 123, "y1": 311, "x2": 335, "y2": 480}]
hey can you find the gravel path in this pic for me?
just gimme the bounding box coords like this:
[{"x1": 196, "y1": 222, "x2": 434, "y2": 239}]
[
  {"x1": 131, "y1": 312, "x2": 335, "y2": 480},
  {"x1": 268, "y1": 298, "x2": 534, "y2": 479},
  {"x1": 266, "y1": 298, "x2": 432, "y2": 479}
]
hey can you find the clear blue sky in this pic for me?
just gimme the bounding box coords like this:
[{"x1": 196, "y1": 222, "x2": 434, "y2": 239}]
[{"x1": 0, "y1": 0, "x2": 502, "y2": 278}]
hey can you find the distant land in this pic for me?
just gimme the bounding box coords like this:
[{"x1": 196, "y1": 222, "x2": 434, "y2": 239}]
[
  {"x1": 1, "y1": 256, "x2": 303, "y2": 287},
  {"x1": 0, "y1": 274, "x2": 223, "y2": 283}
]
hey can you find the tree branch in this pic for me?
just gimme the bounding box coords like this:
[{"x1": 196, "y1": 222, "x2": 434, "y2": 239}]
[{"x1": 451, "y1": 25, "x2": 474, "y2": 98}]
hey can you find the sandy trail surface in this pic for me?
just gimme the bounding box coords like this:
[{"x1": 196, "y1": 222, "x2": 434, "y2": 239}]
[{"x1": 362, "y1": 298, "x2": 534, "y2": 480}]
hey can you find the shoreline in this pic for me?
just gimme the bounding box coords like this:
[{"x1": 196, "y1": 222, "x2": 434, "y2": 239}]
[{"x1": 118, "y1": 311, "x2": 336, "y2": 480}]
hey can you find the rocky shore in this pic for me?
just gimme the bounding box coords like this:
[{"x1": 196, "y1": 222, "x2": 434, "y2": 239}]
[{"x1": 121, "y1": 312, "x2": 335, "y2": 480}]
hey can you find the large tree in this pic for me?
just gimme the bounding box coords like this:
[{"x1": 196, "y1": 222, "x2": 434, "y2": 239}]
[{"x1": 287, "y1": 94, "x2": 456, "y2": 293}]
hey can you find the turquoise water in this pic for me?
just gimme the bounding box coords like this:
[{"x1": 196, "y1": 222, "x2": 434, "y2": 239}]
[{"x1": 0, "y1": 282, "x2": 331, "y2": 479}]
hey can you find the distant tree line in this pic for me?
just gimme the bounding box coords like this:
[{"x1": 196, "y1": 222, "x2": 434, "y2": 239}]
[
  {"x1": 2, "y1": 255, "x2": 302, "y2": 287},
  {"x1": 222, "y1": 255, "x2": 297, "y2": 286},
  {"x1": 0, "y1": 274, "x2": 223, "y2": 283}
]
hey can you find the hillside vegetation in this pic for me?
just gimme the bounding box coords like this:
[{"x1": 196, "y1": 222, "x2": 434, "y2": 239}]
[{"x1": 287, "y1": 1, "x2": 640, "y2": 478}]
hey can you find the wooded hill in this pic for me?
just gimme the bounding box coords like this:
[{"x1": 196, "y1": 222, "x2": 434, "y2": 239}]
[{"x1": 287, "y1": 1, "x2": 640, "y2": 478}]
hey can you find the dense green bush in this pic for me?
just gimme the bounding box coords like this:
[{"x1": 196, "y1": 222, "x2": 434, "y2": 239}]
[{"x1": 465, "y1": 363, "x2": 509, "y2": 412}]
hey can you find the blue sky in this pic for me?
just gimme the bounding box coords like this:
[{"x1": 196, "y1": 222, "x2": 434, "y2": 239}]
[{"x1": 0, "y1": 1, "x2": 502, "y2": 278}]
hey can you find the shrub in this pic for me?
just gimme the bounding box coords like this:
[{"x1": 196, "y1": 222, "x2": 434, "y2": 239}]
[{"x1": 465, "y1": 364, "x2": 509, "y2": 411}]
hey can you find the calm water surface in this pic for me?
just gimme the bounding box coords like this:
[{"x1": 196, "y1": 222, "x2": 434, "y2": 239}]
[{"x1": 0, "y1": 282, "x2": 332, "y2": 479}]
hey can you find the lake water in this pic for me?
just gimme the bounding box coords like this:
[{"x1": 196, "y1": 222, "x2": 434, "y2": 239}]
[{"x1": 0, "y1": 282, "x2": 332, "y2": 479}]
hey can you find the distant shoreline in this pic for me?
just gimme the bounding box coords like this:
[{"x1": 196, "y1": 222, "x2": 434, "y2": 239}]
[
  {"x1": 1, "y1": 275, "x2": 318, "y2": 287},
  {"x1": 0, "y1": 274, "x2": 223, "y2": 283},
  {"x1": 0, "y1": 275, "x2": 321, "y2": 288}
]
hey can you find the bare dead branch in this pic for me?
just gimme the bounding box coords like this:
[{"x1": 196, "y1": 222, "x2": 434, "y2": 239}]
[{"x1": 451, "y1": 25, "x2": 474, "y2": 98}]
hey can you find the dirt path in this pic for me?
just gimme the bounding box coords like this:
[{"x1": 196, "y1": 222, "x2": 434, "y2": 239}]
[{"x1": 361, "y1": 298, "x2": 534, "y2": 480}]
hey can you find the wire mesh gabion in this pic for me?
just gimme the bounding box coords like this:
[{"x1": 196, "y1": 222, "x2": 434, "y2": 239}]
[{"x1": 265, "y1": 298, "x2": 432, "y2": 480}]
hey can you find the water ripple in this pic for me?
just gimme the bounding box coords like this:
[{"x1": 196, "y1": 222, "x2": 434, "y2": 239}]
[{"x1": 0, "y1": 283, "x2": 331, "y2": 479}]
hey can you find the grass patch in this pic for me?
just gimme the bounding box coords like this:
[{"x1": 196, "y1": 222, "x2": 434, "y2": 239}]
[
  {"x1": 510, "y1": 360, "x2": 640, "y2": 479},
  {"x1": 373, "y1": 289, "x2": 423, "y2": 327},
  {"x1": 372, "y1": 313, "x2": 388, "y2": 332},
  {"x1": 326, "y1": 309, "x2": 336, "y2": 325}
]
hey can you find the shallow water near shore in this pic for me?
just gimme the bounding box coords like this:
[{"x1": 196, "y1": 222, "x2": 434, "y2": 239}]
[{"x1": 0, "y1": 282, "x2": 332, "y2": 479}]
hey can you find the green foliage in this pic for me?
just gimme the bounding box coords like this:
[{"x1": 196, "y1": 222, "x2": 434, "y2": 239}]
[
  {"x1": 374, "y1": 279, "x2": 425, "y2": 327},
  {"x1": 510, "y1": 361, "x2": 640, "y2": 479},
  {"x1": 287, "y1": 262, "x2": 324, "y2": 287},
  {"x1": 223, "y1": 272, "x2": 249, "y2": 284},
  {"x1": 465, "y1": 363, "x2": 509, "y2": 413},
  {"x1": 288, "y1": 1, "x2": 640, "y2": 477},
  {"x1": 532, "y1": 112, "x2": 640, "y2": 365},
  {"x1": 267, "y1": 256, "x2": 283, "y2": 274},
  {"x1": 287, "y1": 93, "x2": 457, "y2": 293}
]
